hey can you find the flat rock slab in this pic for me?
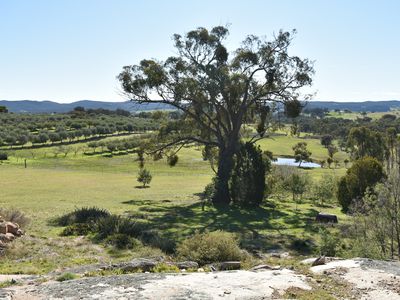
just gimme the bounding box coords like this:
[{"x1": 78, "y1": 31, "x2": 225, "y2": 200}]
[
  {"x1": 311, "y1": 258, "x2": 400, "y2": 300},
  {"x1": 5, "y1": 269, "x2": 311, "y2": 299}
]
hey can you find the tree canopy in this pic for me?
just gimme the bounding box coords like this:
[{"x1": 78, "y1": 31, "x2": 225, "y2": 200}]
[
  {"x1": 337, "y1": 156, "x2": 385, "y2": 212},
  {"x1": 118, "y1": 26, "x2": 314, "y2": 206}
]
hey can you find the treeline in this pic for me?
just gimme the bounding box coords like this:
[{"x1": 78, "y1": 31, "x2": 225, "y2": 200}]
[
  {"x1": 297, "y1": 113, "x2": 400, "y2": 141},
  {"x1": 0, "y1": 109, "x2": 159, "y2": 148},
  {"x1": 86, "y1": 135, "x2": 152, "y2": 155}
]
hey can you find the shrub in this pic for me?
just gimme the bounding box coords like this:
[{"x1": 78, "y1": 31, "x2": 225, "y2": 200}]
[
  {"x1": 139, "y1": 230, "x2": 176, "y2": 253},
  {"x1": 55, "y1": 207, "x2": 110, "y2": 226},
  {"x1": 230, "y1": 142, "x2": 270, "y2": 208},
  {"x1": 94, "y1": 215, "x2": 147, "y2": 240},
  {"x1": 104, "y1": 233, "x2": 142, "y2": 249},
  {"x1": 318, "y1": 227, "x2": 340, "y2": 256},
  {"x1": 337, "y1": 157, "x2": 384, "y2": 212},
  {"x1": 60, "y1": 223, "x2": 93, "y2": 236},
  {"x1": 0, "y1": 208, "x2": 29, "y2": 228},
  {"x1": 177, "y1": 231, "x2": 243, "y2": 265},
  {"x1": 137, "y1": 168, "x2": 152, "y2": 187},
  {"x1": 0, "y1": 152, "x2": 8, "y2": 161},
  {"x1": 151, "y1": 263, "x2": 180, "y2": 273},
  {"x1": 201, "y1": 178, "x2": 217, "y2": 203}
]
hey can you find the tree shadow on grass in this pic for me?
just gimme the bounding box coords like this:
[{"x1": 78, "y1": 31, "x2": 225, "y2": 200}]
[{"x1": 121, "y1": 198, "x2": 321, "y2": 254}]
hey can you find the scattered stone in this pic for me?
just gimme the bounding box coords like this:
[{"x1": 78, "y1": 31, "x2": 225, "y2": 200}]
[
  {"x1": 0, "y1": 289, "x2": 14, "y2": 300},
  {"x1": 312, "y1": 256, "x2": 326, "y2": 266},
  {"x1": 218, "y1": 261, "x2": 241, "y2": 271},
  {"x1": 251, "y1": 264, "x2": 281, "y2": 271},
  {"x1": 5, "y1": 222, "x2": 20, "y2": 236},
  {"x1": 301, "y1": 256, "x2": 340, "y2": 265},
  {"x1": 268, "y1": 251, "x2": 290, "y2": 259},
  {"x1": 175, "y1": 261, "x2": 199, "y2": 269},
  {"x1": 197, "y1": 268, "x2": 204, "y2": 272},
  {"x1": 0, "y1": 219, "x2": 24, "y2": 254},
  {"x1": 5, "y1": 233, "x2": 15, "y2": 242},
  {"x1": 103, "y1": 258, "x2": 158, "y2": 272}
]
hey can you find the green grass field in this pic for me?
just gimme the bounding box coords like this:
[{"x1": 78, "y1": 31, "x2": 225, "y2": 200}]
[
  {"x1": 327, "y1": 110, "x2": 400, "y2": 120},
  {"x1": 0, "y1": 134, "x2": 348, "y2": 274}
]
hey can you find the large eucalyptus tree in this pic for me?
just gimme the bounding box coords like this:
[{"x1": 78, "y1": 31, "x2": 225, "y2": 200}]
[{"x1": 118, "y1": 26, "x2": 313, "y2": 206}]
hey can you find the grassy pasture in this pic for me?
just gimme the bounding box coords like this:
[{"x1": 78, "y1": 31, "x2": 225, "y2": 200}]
[
  {"x1": 0, "y1": 134, "x2": 348, "y2": 274},
  {"x1": 327, "y1": 110, "x2": 400, "y2": 120}
]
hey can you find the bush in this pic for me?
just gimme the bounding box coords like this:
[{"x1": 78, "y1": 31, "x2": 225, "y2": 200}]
[
  {"x1": 0, "y1": 152, "x2": 8, "y2": 161},
  {"x1": 151, "y1": 263, "x2": 180, "y2": 273},
  {"x1": 60, "y1": 223, "x2": 93, "y2": 236},
  {"x1": 230, "y1": 142, "x2": 270, "y2": 207},
  {"x1": 177, "y1": 231, "x2": 243, "y2": 265},
  {"x1": 104, "y1": 233, "x2": 142, "y2": 249},
  {"x1": 55, "y1": 207, "x2": 110, "y2": 226},
  {"x1": 0, "y1": 208, "x2": 29, "y2": 228},
  {"x1": 337, "y1": 157, "x2": 384, "y2": 212},
  {"x1": 137, "y1": 168, "x2": 152, "y2": 187},
  {"x1": 201, "y1": 178, "x2": 217, "y2": 203},
  {"x1": 318, "y1": 227, "x2": 340, "y2": 256},
  {"x1": 94, "y1": 215, "x2": 148, "y2": 240},
  {"x1": 139, "y1": 230, "x2": 176, "y2": 253}
]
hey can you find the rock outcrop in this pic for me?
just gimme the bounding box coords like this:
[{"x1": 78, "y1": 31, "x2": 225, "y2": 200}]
[{"x1": 0, "y1": 216, "x2": 24, "y2": 254}]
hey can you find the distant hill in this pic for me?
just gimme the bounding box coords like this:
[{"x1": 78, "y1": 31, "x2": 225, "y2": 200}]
[
  {"x1": 1, "y1": 99, "x2": 400, "y2": 114},
  {"x1": 0, "y1": 100, "x2": 171, "y2": 113},
  {"x1": 306, "y1": 100, "x2": 400, "y2": 112}
]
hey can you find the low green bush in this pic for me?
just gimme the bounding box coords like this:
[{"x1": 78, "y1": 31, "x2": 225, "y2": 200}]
[
  {"x1": 56, "y1": 207, "x2": 110, "y2": 226},
  {"x1": 151, "y1": 263, "x2": 180, "y2": 273},
  {"x1": 177, "y1": 231, "x2": 243, "y2": 265},
  {"x1": 318, "y1": 227, "x2": 340, "y2": 256},
  {"x1": 60, "y1": 223, "x2": 92, "y2": 236},
  {"x1": 140, "y1": 230, "x2": 176, "y2": 254},
  {"x1": 0, "y1": 152, "x2": 8, "y2": 161},
  {"x1": 104, "y1": 233, "x2": 142, "y2": 249},
  {"x1": 94, "y1": 215, "x2": 147, "y2": 240}
]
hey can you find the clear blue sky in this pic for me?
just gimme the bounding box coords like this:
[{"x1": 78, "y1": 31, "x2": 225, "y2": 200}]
[{"x1": 1, "y1": 0, "x2": 399, "y2": 103}]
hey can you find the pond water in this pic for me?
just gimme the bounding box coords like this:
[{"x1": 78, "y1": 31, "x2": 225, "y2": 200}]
[{"x1": 272, "y1": 157, "x2": 321, "y2": 168}]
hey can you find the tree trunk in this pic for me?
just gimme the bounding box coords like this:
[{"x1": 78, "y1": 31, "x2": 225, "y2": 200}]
[{"x1": 213, "y1": 146, "x2": 236, "y2": 207}]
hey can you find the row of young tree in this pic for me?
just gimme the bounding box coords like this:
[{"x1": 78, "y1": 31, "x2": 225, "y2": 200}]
[{"x1": 0, "y1": 111, "x2": 158, "y2": 149}]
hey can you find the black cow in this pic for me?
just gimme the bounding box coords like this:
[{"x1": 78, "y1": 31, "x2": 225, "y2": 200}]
[{"x1": 315, "y1": 213, "x2": 338, "y2": 223}]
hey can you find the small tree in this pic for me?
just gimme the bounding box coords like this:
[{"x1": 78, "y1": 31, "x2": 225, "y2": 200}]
[
  {"x1": 337, "y1": 156, "x2": 384, "y2": 212},
  {"x1": 321, "y1": 135, "x2": 333, "y2": 148},
  {"x1": 107, "y1": 143, "x2": 117, "y2": 154},
  {"x1": 312, "y1": 174, "x2": 337, "y2": 206},
  {"x1": 327, "y1": 144, "x2": 338, "y2": 159},
  {"x1": 284, "y1": 171, "x2": 310, "y2": 210},
  {"x1": 327, "y1": 157, "x2": 333, "y2": 169},
  {"x1": 137, "y1": 168, "x2": 152, "y2": 188},
  {"x1": 292, "y1": 142, "x2": 312, "y2": 167},
  {"x1": 230, "y1": 142, "x2": 270, "y2": 207}
]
